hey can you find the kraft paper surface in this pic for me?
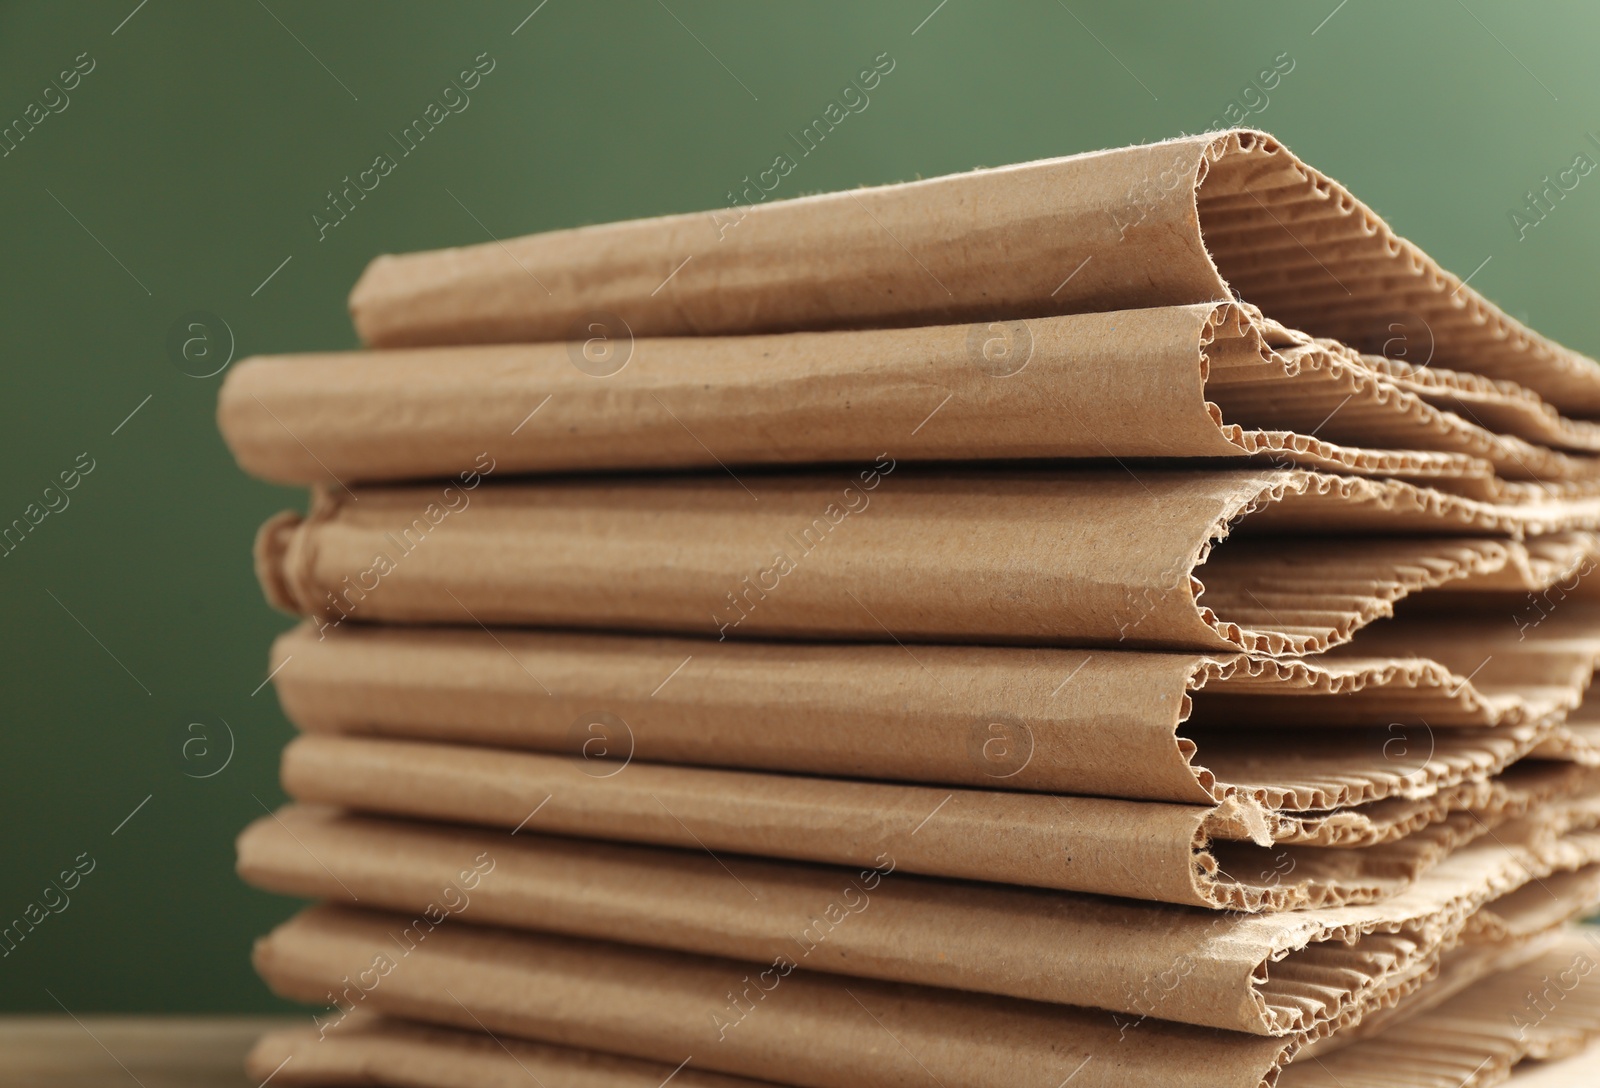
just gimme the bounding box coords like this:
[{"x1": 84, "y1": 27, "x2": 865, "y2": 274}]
[
  {"x1": 275, "y1": 734, "x2": 1600, "y2": 912},
  {"x1": 267, "y1": 606, "x2": 1600, "y2": 808},
  {"x1": 248, "y1": 939, "x2": 1600, "y2": 1088},
  {"x1": 250, "y1": 1010, "x2": 778, "y2": 1087},
  {"x1": 249, "y1": 907, "x2": 1600, "y2": 1088},
  {"x1": 237, "y1": 804, "x2": 1600, "y2": 1036},
  {"x1": 252, "y1": 903, "x2": 1297, "y2": 1088},
  {"x1": 1278, "y1": 932, "x2": 1600, "y2": 1086},
  {"x1": 220, "y1": 301, "x2": 1600, "y2": 490},
  {"x1": 253, "y1": 469, "x2": 1600, "y2": 656},
  {"x1": 346, "y1": 130, "x2": 1600, "y2": 418}
]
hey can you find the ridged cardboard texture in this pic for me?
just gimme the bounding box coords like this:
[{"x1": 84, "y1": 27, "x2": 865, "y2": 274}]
[
  {"x1": 248, "y1": 908, "x2": 1600, "y2": 1088},
  {"x1": 274, "y1": 732, "x2": 1600, "y2": 911},
  {"x1": 345, "y1": 130, "x2": 1600, "y2": 418},
  {"x1": 253, "y1": 469, "x2": 1600, "y2": 656},
  {"x1": 219, "y1": 302, "x2": 1600, "y2": 492},
  {"x1": 265, "y1": 607, "x2": 1600, "y2": 808},
  {"x1": 245, "y1": 932, "x2": 1600, "y2": 1088},
  {"x1": 237, "y1": 804, "x2": 1600, "y2": 1035}
]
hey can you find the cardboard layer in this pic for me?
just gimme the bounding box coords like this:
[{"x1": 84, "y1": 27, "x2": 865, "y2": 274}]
[
  {"x1": 1373, "y1": 355, "x2": 1600, "y2": 453},
  {"x1": 219, "y1": 301, "x2": 1599, "y2": 490},
  {"x1": 246, "y1": 931, "x2": 1600, "y2": 1088},
  {"x1": 250, "y1": 902, "x2": 1295, "y2": 1088},
  {"x1": 347, "y1": 129, "x2": 1600, "y2": 417},
  {"x1": 276, "y1": 733, "x2": 1600, "y2": 911},
  {"x1": 274, "y1": 733, "x2": 1286, "y2": 909},
  {"x1": 249, "y1": 907, "x2": 1600, "y2": 1088},
  {"x1": 267, "y1": 605, "x2": 1600, "y2": 808},
  {"x1": 250, "y1": 1011, "x2": 779, "y2": 1088},
  {"x1": 1305, "y1": 928, "x2": 1568, "y2": 1057},
  {"x1": 1268, "y1": 761, "x2": 1600, "y2": 848},
  {"x1": 254, "y1": 468, "x2": 1600, "y2": 656},
  {"x1": 236, "y1": 804, "x2": 1600, "y2": 1036},
  {"x1": 1278, "y1": 932, "x2": 1600, "y2": 1086}
]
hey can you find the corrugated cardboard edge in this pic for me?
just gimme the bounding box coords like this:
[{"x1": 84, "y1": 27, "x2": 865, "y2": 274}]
[
  {"x1": 1278, "y1": 931, "x2": 1600, "y2": 1086},
  {"x1": 267, "y1": 618, "x2": 1599, "y2": 812},
  {"x1": 251, "y1": 903, "x2": 1298, "y2": 1088},
  {"x1": 217, "y1": 298, "x2": 1600, "y2": 493},
  {"x1": 346, "y1": 129, "x2": 1600, "y2": 416},
  {"x1": 246, "y1": 906, "x2": 1600, "y2": 1088},
  {"x1": 1371, "y1": 355, "x2": 1600, "y2": 453},
  {"x1": 253, "y1": 469, "x2": 1600, "y2": 658},
  {"x1": 235, "y1": 804, "x2": 1600, "y2": 1037},
  {"x1": 1194, "y1": 131, "x2": 1600, "y2": 415},
  {"x1": 245, "y1": 944, "x2": 1600, "y2": 1088},
  {"x1": 278, "y1": 731, "x2": 1600, "y2": 912}
]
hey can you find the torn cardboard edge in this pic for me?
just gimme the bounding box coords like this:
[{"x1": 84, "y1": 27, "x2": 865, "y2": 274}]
[
  {"x1": 219, "y1": 301, "x2": 1600, "y2": 492},
  {"x1": 346, "y1": 129, "x2": 1600, "y2": 418},
  {"x1": 247, "y1": 906, "x2": 1600, "y2": 1088},
  {"x1": 237, "y1": 803, "x2": 1600, "y2": 1037},
  {"x1": 275, "y1": 731, "x2": 1600, "y2": 912},
  {"x1": 253, "y1": 468, "x2": 1600, "y2": 657},
  {"x1": 268, "y1": 604, "x2": 1600, "y2": 810}
]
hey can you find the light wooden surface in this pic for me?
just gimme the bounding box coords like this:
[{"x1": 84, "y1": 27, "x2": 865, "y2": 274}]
[{"x1": 1, "y1": 1017, "x2": 299, "y2": 1088}]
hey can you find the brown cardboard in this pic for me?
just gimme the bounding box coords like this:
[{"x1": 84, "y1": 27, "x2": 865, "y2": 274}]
[
  {"x1": 275, "y1": 733, "x2": 1600, "y2": 910},
  {"x1": 346, "y1": 130, "x2": 1600, "y2": 418},
  {"x1": 1371, "y1": 355, "x2": 1600, "y2": 452},
  {"x1": 249, "y1": 1011, "x2": 778, "y2": 1087},
  {"x1": 1272, "y1": 761, "x2": 1600, "y2": 848},
  {"x1": 218, "y1": 301, "x2": 1598, "y2": 491},
  {"x1": 253, "y1": 468, "x2": 1600, "y2": 656},
  {"x1": 1278, "y1": 932, "x2": 1600, "y2": 1086},
  {"x1": 1307, "y1": 927, "x2": 1569, "y2": 1053},
  {"x1": 245, "y1": 930, "x2": 1600, "y2": 1088},
  {"x1": 248, "y1": 906, "x2": 1600, "y2": 1088},
  {"x1": 275, "y1": 733, "x2": 1275, "y2": 909},
  {"x1": 1544, "y1": 694, "x2": 1600, "y2": 764},
  {"x1": 266, "y1": 607, "x2": 1600, "y2": 807},
  {"x1": 236, "y1": 804, "x2": 1600, "y2": 1035},
  {"x1": 250, "y1": 902, "x2": 1298, "y2": 1088}
]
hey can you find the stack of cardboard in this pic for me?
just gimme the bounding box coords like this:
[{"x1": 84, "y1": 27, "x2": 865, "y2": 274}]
[{"x1": 221, "y1": 130, "x2": 1600, "y2": 1087}]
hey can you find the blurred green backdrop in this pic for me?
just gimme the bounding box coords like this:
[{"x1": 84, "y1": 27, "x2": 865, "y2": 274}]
[{"x1": 3, "y1": 0, "x2": 1599, "y2": 1012}]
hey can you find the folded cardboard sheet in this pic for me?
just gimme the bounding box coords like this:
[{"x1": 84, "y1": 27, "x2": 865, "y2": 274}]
[
  {"x1": 1277, "y1": 761, "x2": 1600, "y2": 848},
  {"x1": 220, "y1": 302, "x2": 1600, "y2": 493},
  {"x1": 267, "y1": 606, "x2": 1600, "y2": 806},
  {"x1": 255, "y1": 470, "x2": 1600, "y2": 655},
  {"x1": 1304, "y1": 927, "x2": 1569, "y2": 1057},
  {"x1": 237, "y1": 804, "x2": 1600, "y2": 1035},
  {"x1": 275, "y1": 734, "x2": 1600, "y2": 910},
  {"x1": 345, "y1": 130, "x2": 1600, "y2": 418},
  {"x1": 249, "y1": 907, "x2": 1600, "y2": 1088},
  {"x1": 1279, "y1": 933, "x2": 1600, "y2": 1085},
  {"x1": 1372, "y1": 353, "x2": 1600, "y2": 452},
  {"x1": 251, "y1": 1011, "x2": 780, "y2": 1088},
  {"x1": 234, "y1": 125, "x2": 1600, "y2": 1087},
  {"x1": 246, "y1": 932, "x2": 1600, "y2": 1088}
]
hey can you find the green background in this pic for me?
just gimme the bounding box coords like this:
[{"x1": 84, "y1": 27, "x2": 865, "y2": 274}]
[{"x1": 3, "y1": 0, "x2": 1599, "y2": 1012}]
